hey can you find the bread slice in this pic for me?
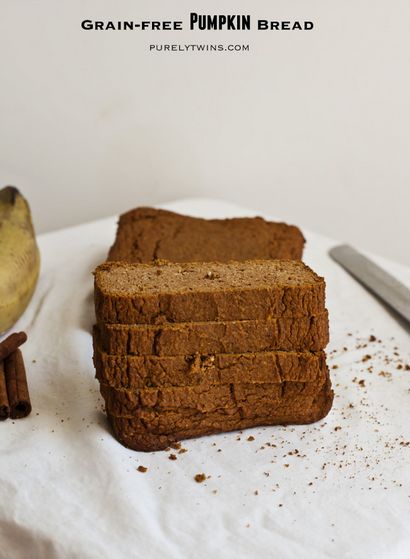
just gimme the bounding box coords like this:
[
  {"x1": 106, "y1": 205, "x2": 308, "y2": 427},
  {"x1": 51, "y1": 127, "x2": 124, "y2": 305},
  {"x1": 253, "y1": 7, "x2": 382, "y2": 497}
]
[
  {"x1": 99, "y1": 377, "x2": 328, "y2": 416},
  {"x1": 93, "y1": 343, "x2": 327, "y2": 388},
  {"x1": 94, "y1": 260, "x2": 326, "y2": 324},
  {"x1": 106, "y1": 379, "x2": 333, "y2": 451},
  {"x1": 107, "y1": 207, "x2": 305, "y2": 262},
  {"x1": 94, "y1": 311, "x2": 328, "y2": 356}
]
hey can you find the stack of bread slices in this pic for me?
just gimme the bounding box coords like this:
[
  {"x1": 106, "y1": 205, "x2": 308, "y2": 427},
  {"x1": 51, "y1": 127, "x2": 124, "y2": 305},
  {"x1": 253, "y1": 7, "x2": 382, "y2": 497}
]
[{"x1": 92, "y1": 208, "x2": 333, "y2": 451}]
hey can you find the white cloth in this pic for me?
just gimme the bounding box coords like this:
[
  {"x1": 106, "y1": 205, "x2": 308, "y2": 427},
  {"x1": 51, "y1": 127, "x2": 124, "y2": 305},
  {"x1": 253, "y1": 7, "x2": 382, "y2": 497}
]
[{"x1": 1, "y1": 198, "x2": 409, "y2": 559}]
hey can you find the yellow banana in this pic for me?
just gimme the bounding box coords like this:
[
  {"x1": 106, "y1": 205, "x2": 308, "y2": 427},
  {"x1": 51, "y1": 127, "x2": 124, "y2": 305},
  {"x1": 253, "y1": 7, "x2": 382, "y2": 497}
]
[{"x1": 0, "y1": 186, "x2": 40, "y2": 334}]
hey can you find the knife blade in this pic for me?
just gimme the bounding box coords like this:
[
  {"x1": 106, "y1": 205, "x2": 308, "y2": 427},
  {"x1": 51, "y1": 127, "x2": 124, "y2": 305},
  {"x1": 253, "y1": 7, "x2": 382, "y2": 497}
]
[{"x1": 329, "y1": 244, "x2": 410, "y2": 324}]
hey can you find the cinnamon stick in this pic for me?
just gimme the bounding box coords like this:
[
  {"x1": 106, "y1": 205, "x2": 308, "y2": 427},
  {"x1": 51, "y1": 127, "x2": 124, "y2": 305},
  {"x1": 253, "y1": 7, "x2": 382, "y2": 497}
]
[
  {"x1": 0, "y1": 331, "x2": 27, "y2": 361},
  {"x1": 4, "y1": 349, "x2": 31, "y2": 419},
  {"x1": 0, "y1": 361, "x2": 10, "y2": 420}
]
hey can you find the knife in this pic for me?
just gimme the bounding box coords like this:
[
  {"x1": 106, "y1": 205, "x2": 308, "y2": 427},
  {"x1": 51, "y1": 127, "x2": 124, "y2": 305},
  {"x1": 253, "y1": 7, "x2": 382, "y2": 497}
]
[{"x1": 329, "y1": 244, "x2": 410, "y2": 324}]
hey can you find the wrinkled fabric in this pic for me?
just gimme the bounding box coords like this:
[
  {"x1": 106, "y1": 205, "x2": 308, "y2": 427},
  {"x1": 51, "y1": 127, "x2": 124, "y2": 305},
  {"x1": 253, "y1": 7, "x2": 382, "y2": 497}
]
[{"x1": 0, "y1": 199, "x2": 409, "y2": 559}]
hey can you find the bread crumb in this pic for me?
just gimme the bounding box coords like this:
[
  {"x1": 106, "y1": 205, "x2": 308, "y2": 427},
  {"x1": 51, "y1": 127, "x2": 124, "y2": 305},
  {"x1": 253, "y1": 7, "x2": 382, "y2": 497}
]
[
  {"x1": 194, "y1": 473, "x2": 206, "y2": 483},
  {"x1": 137, "y1": 466, "x2": 147, "y2": 473},
  {"x1": 168, "y1": 454, "x2": 177, "y2": 461}
]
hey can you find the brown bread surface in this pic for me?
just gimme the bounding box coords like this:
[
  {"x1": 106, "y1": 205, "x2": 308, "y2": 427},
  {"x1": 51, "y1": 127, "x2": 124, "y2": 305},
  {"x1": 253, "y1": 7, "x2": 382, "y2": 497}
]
[
  {"x1": 99, "y1": 378, "x2": 327, "y2": 416},
  {"x1": 95, "y1": 311, "x2": 328, "y2": 356},
  {"x1": 93, "y1": 344, "x2": 327, "y2": 389},
  {"x1": 94, "y1": 260, "x2": 326, "y2": 324},
  {"x1": 107, "y1": 207, "x2": 305, "y2": 262},
  {"x1": 106, "y1": 379, "x2": 333, "y2": 451}
]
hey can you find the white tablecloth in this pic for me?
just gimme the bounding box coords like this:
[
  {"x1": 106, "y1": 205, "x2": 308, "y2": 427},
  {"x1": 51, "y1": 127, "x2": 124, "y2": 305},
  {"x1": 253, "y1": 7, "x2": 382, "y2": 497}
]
[{"x1": 1, "y1": 198, "x2": 409, "y2": 559}]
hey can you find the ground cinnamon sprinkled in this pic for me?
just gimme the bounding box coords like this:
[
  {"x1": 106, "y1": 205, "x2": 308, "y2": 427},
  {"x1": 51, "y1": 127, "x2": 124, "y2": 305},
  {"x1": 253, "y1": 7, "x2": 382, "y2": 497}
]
[
  {"x1": 194, "y1": 473, "x2": 206, "y2": 483},
  {"x1": 334, "y1": 426, "x2": 342, "y2": 431},
  {"x1": 362, "y1": 355, "x2": 372, "y2": 362},
  {"x1": 332, "y1": 364, "x2": 339, "y2": 369},
  {"x1": 369, "y1": 335, "x2": 377, "y2": 342},
  {"x1": 247, "y1": 436, "x2": 255, "y2": 441},
  {"x1": 137, "y1": 466, "x2": 147, "y2": 473}
]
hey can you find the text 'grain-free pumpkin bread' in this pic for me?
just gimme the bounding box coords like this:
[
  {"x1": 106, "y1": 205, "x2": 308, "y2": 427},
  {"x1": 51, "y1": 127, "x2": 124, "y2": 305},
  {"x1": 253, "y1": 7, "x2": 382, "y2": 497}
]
[
  {"x1": 107, "y1": 207, "x2": 305, "y2": 262},
  {"x1": 94, "y1": 260, "x2": 326, "y2": 324}
]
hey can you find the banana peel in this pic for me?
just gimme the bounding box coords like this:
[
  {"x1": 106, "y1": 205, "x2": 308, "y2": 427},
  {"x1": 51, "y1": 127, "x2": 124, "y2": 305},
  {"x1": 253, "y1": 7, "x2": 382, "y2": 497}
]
[{"x1": 0, "y1": 186, "x2": 40, "y2": 334}]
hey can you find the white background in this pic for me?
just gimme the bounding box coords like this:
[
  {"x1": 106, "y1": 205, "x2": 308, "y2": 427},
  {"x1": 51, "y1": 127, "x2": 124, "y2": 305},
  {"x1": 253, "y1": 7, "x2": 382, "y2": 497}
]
[{"x1": 1, "y1": 0, "x2": 409, "y2": 264}]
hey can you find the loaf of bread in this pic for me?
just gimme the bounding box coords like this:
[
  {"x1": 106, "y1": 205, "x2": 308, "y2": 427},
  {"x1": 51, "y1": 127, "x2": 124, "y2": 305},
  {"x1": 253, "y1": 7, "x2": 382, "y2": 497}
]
[
  {"x1": 94, "y1": 260, "x2": 326, "y2": 324},
  {"x1": 108, "y1": 207, "x2": 305, "y2": 262},
  {"x1": 93, "y1": 211, "x2": 333, "y2": 451}
]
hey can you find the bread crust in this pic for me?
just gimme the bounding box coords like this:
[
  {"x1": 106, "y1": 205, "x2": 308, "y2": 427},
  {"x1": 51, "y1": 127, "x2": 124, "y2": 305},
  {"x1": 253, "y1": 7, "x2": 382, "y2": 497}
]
[
  {"x1": 106, "y1": 379, "x2": 334, "y2": 451},
  {"x1": 100, "y1": 376, "x2": 328, "y2": 416},
  {"x1": 93, "y1": 343, "x2": 328, "y2": 389},
  {"x1": 95, "y1": 311, "x2": 328, "y2": 356},
  {"x1": 107, "y1": 207, "x2": 305, "y2": 263}
]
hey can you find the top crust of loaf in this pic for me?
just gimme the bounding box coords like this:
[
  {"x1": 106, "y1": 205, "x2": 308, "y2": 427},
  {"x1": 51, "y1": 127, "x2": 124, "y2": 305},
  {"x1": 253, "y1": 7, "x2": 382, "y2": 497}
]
[
  {"x1": 95, "y1": 259, "x2": 322, "y2": 296},
  {"x1": 107, "y1": 207, "x2": 305, "y2": 262}
]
